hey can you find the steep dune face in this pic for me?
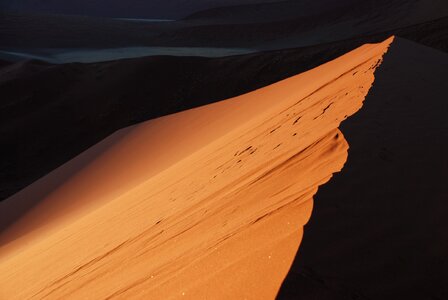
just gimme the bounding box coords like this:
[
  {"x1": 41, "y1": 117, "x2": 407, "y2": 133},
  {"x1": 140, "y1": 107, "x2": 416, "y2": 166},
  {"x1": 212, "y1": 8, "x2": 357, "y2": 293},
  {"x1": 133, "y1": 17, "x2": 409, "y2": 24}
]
[
  {"x1": 0, "y1": 38, "x2": 392, "y2": 299},
  {"x1": 278, "y1": 37, "x2": 448, "y2": 300}
]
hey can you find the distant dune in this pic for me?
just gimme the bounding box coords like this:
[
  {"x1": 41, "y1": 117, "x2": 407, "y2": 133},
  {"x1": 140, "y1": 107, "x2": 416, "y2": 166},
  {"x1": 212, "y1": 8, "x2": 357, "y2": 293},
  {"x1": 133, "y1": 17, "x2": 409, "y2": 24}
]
[
  {"x1": 0, "y1": 38, "x2": 392, "y2": 299},
  {"x1": 1, "y1": 0, "x2": 446, "y2": 52},
  {"x1": 0, "y1": 0, "x2": 283, "y2": 19},
  {"x1": 184, "y1": 0, "x2": 447, "y2": 27}
]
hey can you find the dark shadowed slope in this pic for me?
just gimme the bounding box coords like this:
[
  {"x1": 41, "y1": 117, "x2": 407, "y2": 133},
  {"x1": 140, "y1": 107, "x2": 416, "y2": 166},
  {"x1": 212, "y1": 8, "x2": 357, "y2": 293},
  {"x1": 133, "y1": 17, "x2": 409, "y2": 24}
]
[
  {"x1": 185, "y1": 0, "x2": 444, "y2": 25},
  {"x1": 184, "y1": 0, "x2": 360, "y2": 24},
  {"x1": 157, "y1": 0, "x2": 448, "y2": 49},
  {"x1": 277, "y1": 37, "x2": 448, "y2": 300},
  {"x1": 1, "y1": 0, "x2": 447, "y2": 52}
]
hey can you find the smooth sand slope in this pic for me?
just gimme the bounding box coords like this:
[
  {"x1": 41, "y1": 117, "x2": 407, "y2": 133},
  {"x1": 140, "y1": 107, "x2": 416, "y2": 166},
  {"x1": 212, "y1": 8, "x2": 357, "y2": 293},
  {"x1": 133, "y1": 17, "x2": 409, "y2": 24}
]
[
  {"x1": 278, "y1": 37, "x2": 448, "y2": 300},
  {"x1": 0, "y1": 38, "x2": 392, "y2": 299}
]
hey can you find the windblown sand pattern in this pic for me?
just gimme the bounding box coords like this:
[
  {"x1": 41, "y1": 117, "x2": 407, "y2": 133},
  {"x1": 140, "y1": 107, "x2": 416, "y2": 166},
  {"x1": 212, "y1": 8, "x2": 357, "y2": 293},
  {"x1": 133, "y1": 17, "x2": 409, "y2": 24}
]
[{"x1": 0, "y1": 37, "x2": 393, "y2": 299}]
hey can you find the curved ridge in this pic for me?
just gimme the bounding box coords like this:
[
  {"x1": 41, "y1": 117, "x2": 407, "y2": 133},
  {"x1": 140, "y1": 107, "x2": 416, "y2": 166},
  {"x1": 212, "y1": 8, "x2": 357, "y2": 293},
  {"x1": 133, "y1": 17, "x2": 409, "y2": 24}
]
[{"x1": 0, "y1": 37, "x2": 393, "y2": 299}]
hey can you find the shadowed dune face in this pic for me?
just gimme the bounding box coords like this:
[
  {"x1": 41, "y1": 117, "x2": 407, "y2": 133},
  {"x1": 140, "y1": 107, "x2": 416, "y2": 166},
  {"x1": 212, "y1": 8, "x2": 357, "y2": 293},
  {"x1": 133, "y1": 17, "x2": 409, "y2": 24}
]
[
  {"x1": 277, "y1": 38, "x2": 448, "y2": 300},
  {"x1": 0, "y1": 38, "x2": 392, "y2": 299}
]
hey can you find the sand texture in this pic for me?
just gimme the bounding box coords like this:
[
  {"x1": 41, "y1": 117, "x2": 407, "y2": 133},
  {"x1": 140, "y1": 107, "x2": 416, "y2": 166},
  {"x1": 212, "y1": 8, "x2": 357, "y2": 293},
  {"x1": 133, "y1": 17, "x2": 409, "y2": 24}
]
[
  {"x1": 0, "y1": 37, "x2": 392, "y2": 299},
  {"x1": 278, "y1": 37, "x2": 448, "y2": 300}
]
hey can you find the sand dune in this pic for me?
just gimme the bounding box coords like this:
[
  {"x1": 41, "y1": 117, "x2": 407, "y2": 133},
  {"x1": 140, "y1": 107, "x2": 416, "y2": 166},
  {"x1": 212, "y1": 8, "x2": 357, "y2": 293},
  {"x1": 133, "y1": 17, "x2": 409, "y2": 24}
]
[
  {"x1": 0, "y1": 38, "x2": 392, "y2": 299},
  {"x1": 1, "y1": 1, "x2": 447, "y2": 53},
  {"x1": 2, "y1": 16, "x2": 446, "y2": 204},
  {"x1": 278, "y1": 37, "x2": 448, "y2": 300},
  {"x1": 151, "y1": 0, "x2": 448, "y2": 50},
  {"x1": 1, "y1": 0, "x2": 282, "y2": 19}
]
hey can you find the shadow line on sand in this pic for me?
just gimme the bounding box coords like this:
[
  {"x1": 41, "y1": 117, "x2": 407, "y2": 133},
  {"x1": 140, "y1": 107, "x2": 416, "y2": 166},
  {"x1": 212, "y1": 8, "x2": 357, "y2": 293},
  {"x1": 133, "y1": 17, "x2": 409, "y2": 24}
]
[{"x1": 276, "y1": 38, "x2": 448, "y2": 300}]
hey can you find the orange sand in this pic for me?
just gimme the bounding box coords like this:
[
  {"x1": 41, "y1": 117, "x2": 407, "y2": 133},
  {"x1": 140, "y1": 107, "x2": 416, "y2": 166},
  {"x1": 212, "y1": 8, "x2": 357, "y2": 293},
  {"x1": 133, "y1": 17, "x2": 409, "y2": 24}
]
[{"x1": 0, "y1": 37, "x2": 393, "y2": 299}]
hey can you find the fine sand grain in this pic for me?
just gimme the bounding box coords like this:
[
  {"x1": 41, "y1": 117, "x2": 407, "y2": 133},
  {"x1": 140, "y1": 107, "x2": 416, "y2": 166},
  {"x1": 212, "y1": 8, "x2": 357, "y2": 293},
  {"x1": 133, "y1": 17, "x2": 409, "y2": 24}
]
[{"x1": 0, "y1": 37, "x2": 393, "y2": 299}]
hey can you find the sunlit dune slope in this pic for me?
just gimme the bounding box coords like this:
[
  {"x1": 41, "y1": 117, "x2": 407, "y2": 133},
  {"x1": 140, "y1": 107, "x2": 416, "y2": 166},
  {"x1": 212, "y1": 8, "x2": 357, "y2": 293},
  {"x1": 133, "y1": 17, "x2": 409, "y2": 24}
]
[{"x1": 0, "y1": 37, "x2": 392, "y2": 299}]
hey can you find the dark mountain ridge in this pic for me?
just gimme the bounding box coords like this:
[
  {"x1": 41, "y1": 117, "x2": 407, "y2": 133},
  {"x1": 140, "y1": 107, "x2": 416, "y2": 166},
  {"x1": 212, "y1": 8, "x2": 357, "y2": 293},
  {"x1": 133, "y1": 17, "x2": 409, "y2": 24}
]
[{"x1": 0, "y1": 0, "x2": 283, "y2": 19}]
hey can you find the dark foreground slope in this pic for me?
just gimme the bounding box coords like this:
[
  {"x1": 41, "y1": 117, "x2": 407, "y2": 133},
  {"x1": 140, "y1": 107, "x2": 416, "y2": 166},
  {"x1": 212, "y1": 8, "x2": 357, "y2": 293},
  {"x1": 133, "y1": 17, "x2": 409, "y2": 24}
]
[{"x1": 277, "y1": 38, "x2": 448, "y2": 300}]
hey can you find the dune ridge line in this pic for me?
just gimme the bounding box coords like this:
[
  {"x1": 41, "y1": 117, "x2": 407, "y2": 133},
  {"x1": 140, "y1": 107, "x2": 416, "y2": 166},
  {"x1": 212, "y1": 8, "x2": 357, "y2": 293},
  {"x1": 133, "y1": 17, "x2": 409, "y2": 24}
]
[{"x1": 0, "y1": 37, "x2": 393, "y2": 299}]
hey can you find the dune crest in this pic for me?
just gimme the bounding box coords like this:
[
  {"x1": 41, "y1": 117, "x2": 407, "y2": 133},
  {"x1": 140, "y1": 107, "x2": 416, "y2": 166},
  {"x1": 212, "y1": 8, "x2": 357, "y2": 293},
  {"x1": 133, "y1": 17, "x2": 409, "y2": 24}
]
[{"x1": 0, "y1": 37, "x2": 393, "y2": 299}]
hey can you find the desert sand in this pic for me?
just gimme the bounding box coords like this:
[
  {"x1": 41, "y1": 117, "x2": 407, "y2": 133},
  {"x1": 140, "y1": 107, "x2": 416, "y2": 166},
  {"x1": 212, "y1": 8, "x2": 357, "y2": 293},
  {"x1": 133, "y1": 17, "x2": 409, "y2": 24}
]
[
  {"x1": 1, "y1": 14, "x2": 446, "y2": 203},
  {"x1": 0, "y1": 37, "x2": 392, "y2": 299},
  {"x1": 278, "y1": 37, "x2": 448, "y2": 300}
]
